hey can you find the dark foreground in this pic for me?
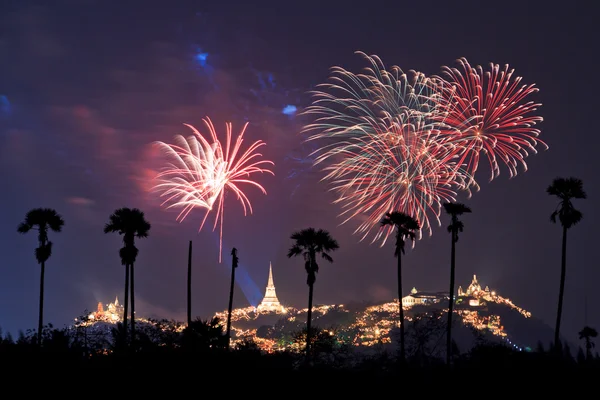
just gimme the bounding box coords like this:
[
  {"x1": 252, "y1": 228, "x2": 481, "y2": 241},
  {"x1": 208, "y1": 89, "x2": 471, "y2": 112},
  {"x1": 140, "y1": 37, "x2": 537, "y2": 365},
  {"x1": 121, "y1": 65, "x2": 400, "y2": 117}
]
[{"x1": 2, "y1": 323, "x2": 599, "y2": 392}]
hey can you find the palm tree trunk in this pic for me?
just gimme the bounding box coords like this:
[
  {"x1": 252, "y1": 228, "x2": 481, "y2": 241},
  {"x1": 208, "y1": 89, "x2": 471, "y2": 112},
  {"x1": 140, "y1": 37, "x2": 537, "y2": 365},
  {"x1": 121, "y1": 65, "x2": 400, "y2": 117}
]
[
  {"x1": 554, "y1": 226, "x2": 568, "y2": 348},
  {"x1": 37, "y1": 260, "x2": 45, "y2": 346},
  {"x1": 130, "y1": 262, "x2": 136, "y2": 348},
  {"x1": 397, "y1": 253, "x2": 405, "y2": 361},
  {"x1": 226, "y1": 258, "x2": 236, "y2": 349},
  {"x1": 187, "y1": 240, "x2": 192, "y2": 327},
  {"x1": 123, "y1": 263, "x2": 129, "y2": 343},
  {"x1": 306, "y1": 281, "x2": 314, "y2": 361},
  {"x1": 447, "y1": 231, "x2": 456, "y2": 365},
  {"x1": 586, "y1": 338, "x2": 591, "y2": 360}
]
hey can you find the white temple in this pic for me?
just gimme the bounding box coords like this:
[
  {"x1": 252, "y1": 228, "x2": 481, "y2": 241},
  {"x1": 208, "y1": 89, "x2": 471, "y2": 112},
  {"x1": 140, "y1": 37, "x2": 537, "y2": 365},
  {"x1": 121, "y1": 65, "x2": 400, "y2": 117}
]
[
  {"x1": 458, "y1": 275, "x2": 491, "y2": 297},
  {"x1": 256, "y1": 263, "x2": 286, "y2": 314}
]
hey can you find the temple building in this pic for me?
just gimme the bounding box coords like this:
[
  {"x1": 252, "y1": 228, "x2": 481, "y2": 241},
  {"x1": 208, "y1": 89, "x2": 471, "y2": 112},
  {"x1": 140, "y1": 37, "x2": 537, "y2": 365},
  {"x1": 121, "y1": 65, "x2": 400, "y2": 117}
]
[
  {"x1": 256, "y1": 263, "x2": 286, "y2": 314},
  {"x1": 458, "y1": 275, "x2": 491, "y2": 297},
  {"x1": 402, "y1": 287, "x2": 447, "y2": 307},
  {"x1": 458, "y1": 275, "x2": 495, "y2": 307},
  {"x1": 88, "y1": 296, "x2": 123, "y2": 323}
]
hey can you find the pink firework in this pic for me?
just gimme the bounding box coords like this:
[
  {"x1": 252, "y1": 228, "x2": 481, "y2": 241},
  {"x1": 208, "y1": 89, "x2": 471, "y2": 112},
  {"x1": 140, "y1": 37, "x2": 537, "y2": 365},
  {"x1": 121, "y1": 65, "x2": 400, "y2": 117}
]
[
  {"x1": 312, "y1": 107, "x2": 464, "y2": 243},
  {"x1": 434, "y1": 58, "x2": 547, "y2": 185},
  {"x1": 153, "y1": 117, "x2": 274, "y2": 262}
]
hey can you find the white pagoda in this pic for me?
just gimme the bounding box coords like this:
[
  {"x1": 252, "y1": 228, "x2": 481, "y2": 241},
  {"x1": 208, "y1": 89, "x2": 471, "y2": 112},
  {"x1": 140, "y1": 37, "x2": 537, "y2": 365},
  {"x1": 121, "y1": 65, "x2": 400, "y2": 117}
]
[{"x1": 256, "y1": 263, "x2": 286, "y2": 314}]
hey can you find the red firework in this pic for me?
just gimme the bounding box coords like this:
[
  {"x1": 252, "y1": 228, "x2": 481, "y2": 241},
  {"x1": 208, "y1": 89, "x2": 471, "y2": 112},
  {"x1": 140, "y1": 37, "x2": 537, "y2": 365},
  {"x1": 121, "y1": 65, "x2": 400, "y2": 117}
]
[{"x1": 434, "y1": 58, "x2": 546, "y2": 185}]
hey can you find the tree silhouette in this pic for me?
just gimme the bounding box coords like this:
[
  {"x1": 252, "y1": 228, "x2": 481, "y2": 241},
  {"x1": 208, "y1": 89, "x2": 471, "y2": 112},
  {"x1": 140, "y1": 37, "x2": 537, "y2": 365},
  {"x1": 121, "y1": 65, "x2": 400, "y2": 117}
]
[
  {"x1": 104, "y1": 208, "x2": 151, "y2": 347},
  {"x1": 181, "y1": 317, "x2": 227, "y2": 351},
  {"x1": 579, "y1": 326, "x2": 597, "y2": 360},
  {"x1": 17, "y1": 208, "x2": 65, "y2": 346},
  {"x1": 187, "y1": 240, "x2": 192, "y2": 327},
  {"x1": 443, "y1": 202, "x2": 471, "y2": 365},
  {"x1": 547, "y1": 177, "x2": 586, "y2": 347},
  {"x1": 226, "y1": 247, "x2": 239, "y2": 349},
  {"x1": 287, "y1": 228, "x2": 339, "y2": 361},
  {"x1": 380, "y1": 211, "x2": 420, "y2": 362}
]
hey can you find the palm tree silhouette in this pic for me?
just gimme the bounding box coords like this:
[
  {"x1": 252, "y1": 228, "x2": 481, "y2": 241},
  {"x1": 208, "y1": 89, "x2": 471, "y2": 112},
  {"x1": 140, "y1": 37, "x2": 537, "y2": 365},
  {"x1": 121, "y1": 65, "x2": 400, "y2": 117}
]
[
  {"x1": 104, "y1": 208, "x2": 151, "y2": 346},
  {"x1": 17, "y1": 208, "x2": 65, "y2": 346},
  {"x1": 579, "y1": 326, "x2": 597, "y2": 360},
  {"x1": 287, "y1": 228, "x2": 339, "y2": 359},
  {"x1": 443, "y1": 202, "x2": 471, "y2": 365},
  {"x1": 547, "y1": 177, "x2": 586, "y2": 347},
  {"x1": 380, "y1": 211, "x2": 420, "y2": 361},
  {"x1": 226, "y1": 247, "x2": 239, "y2": 349}
]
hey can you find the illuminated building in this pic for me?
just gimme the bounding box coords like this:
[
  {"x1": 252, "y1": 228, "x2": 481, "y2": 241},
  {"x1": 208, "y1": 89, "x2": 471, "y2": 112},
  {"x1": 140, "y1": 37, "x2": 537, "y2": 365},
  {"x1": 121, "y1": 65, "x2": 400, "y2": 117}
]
[
  {"x1": 256, "y1": 262, "x2": 286, "y2": 314},
  {"x1": 458, "y1": 274, "x2": 485, "y2": 297},
  {"x1": 88, "y1": 296, "x2": 123, "y2": 323},
  {"x1": 457, "y1": 275, "x2": 531, "y2": 318},
  {"x1": 402, "y1": 287, "x2": 447, "y2": 307}
]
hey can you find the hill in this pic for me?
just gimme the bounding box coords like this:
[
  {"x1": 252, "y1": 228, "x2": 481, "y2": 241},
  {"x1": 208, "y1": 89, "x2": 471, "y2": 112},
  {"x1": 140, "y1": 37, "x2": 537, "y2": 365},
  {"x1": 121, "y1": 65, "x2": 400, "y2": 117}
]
[
  {"x1": 215, "y1": 275, "x2": 554, "y2": 355},
  {"x1": 69, "y1": 275, "x2": 555, "y2": 356}
]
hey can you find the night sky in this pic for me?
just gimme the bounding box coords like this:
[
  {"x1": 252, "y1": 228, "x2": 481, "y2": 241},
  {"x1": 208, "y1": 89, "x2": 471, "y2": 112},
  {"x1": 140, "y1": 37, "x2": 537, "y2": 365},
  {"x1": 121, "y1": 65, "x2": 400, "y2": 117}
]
[{"x1": 1, "y1": 0, "x2": 597, "y2": 345}]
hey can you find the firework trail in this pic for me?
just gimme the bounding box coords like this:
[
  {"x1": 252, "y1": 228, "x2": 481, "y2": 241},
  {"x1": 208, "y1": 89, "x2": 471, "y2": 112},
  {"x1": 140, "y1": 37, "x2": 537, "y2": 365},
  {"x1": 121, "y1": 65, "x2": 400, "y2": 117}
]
[
  {"x1": 303, "y1": 52, "x2": 544, "y2": 245},
  {"x1": 433, "y1": 58, "x2": 546, "y2": 185},
  {"x1": 153, "y1": 117, "x2": 274, "y2": 262},
  {"x1": 303, "y1": 52, "x2": 471, "y2": 243}
]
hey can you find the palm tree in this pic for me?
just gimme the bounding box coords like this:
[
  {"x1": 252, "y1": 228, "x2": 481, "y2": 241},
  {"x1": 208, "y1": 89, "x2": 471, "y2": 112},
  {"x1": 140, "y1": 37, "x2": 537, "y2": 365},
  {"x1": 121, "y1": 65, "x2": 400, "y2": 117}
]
[
  {"x1": 287, "y1": 228, "x2": 339, "y2": 359},
  {"x1": 547, "y1": 177, "x2": 586, "y2": 347},
  {"x1": 579, "y1": 326, "x2": 598, "y2": 360},
  {"x1": 17, "y1": 208, "x2": 65, "y2": 346},
  {"x1": 380, "y1": 211, "x2": 420, "y2": 362},
  {"x1": 226, "y1": 247, "x2": 239, "y2": 349},
  {"x1": 104, "y1": 208, "x2": 151, "y2": 346},
  {"x1": 443, "y1": 202, "x2": 472, "y2": 365}
]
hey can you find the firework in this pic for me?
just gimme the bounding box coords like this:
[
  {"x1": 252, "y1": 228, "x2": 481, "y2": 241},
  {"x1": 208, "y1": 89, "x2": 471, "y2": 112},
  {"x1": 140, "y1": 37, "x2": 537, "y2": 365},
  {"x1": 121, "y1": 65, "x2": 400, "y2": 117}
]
[
  {"x1": 323, "y1": 110, "x2": 462, "y2": 243},
  {"x1": 303, "y1": 52, "x2": 471, "y2": 243},
  {"x1": 303, "y1": 52, "x2": 544, "y2": 245},
  {"x1": 153, "y1": 117, "x2": 274, "y2": 262},
  {"x1": 433, "y1": 58, "x2": 546, "y2": 184}
]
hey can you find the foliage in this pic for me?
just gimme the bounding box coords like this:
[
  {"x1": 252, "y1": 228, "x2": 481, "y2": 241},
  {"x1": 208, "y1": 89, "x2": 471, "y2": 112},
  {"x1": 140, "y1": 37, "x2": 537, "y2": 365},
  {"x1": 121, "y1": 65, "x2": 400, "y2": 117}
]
[{"x1": 287, "y1": 227, "x2": 339, "y2": 285}]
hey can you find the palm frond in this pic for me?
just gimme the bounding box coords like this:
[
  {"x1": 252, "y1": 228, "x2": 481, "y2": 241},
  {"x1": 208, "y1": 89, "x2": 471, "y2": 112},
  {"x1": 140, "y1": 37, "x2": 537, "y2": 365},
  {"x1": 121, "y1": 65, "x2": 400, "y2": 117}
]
[
  {"x1": 288, "y1": 227, "x2": 339, "y2": 286},
  {"x1": 287, "y1": 244, "x2": 303, "y2": 258},
  {"x1": 17, "y1": 222, "x2": 31, "y2": 234}
]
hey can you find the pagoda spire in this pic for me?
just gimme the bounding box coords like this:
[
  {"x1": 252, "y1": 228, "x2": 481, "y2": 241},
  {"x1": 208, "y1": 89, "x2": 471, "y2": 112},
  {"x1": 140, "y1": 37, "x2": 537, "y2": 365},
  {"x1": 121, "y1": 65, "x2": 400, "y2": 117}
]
[
  {"x1": 267, "y1": 262, "x2": 275, "y2": 287},
  {"x1": 257, "y1": 262, "x2": 286, "y2": 313}
]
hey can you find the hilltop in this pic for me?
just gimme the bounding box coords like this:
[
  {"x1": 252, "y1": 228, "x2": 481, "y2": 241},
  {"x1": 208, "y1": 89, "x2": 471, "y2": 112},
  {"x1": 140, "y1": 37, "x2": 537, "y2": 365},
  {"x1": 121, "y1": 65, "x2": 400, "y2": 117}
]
[
  {"x1": 68, "y1": 274, "x2": 554, "y2": 357},
  {"x1": 216, "y1": 274, "x2": 554, "y2": 355}
]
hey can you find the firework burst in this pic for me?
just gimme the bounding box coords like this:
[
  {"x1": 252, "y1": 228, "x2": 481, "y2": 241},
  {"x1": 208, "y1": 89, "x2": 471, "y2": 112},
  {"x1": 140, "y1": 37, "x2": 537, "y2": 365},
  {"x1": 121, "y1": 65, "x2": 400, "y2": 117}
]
[
  {"x1": 303, "y1": 52, "x2": 544, "y2": 245},
  {"x1": 153, "y1": 117, "x2": 274, "y2": 262},
  {"x1": 303, "y1": 52, "x2": 471, "y2": 243},
  {"x1": 433, "y1": 58, "x2": 546, "y2": 184},
  {"x1": 322, "y1": 109, "x2": 462, "y2": 243}
]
